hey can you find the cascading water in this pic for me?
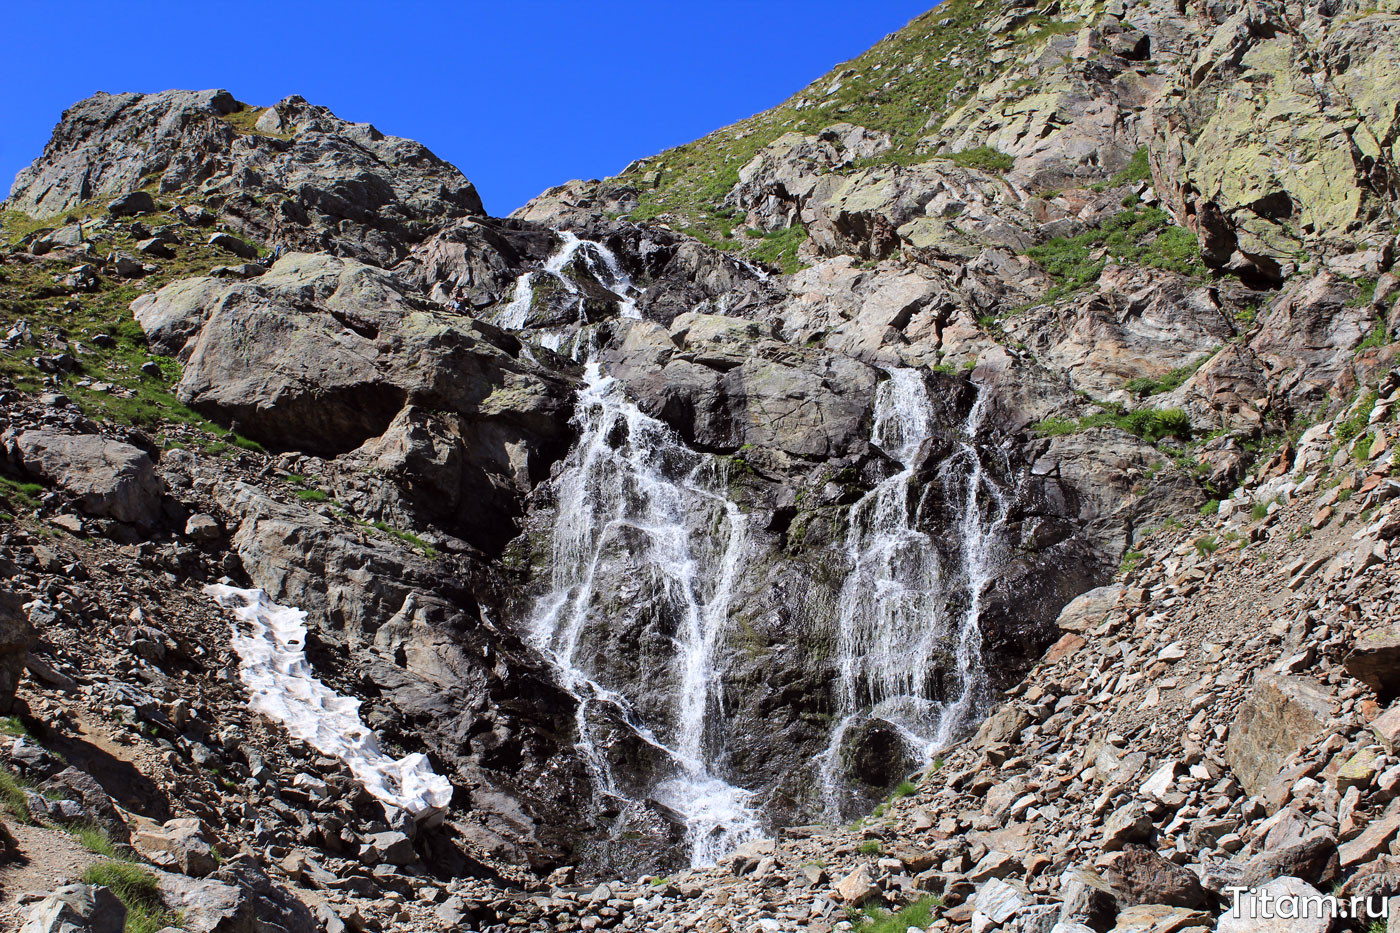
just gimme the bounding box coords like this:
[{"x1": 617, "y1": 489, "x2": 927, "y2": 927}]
[
  {"x1": 499, "y1": 231, "x2": 641, "y2": 335},
  {"x1": 820, "y1": 369, "x2": 1008, "y2": 814},
  {"x1": 524, "y1": 362, "x2": 763, "y2": 867}
]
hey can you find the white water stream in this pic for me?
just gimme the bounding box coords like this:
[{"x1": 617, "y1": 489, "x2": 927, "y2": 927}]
[
  {"x1": 499, "y1": 231, "x2": 641, "y2": 333},
  {"x1": 524, "y1": 363, "x2": 763, "y2": 867},
  {"x1": 206, "y1": 584, "x2": 454, "y2": 821},
  {"x1": 819, "y1": 370, "x2": 1007, "y2": 813}
]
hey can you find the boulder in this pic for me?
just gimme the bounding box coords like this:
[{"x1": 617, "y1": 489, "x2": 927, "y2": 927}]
[
  {"x1": 0, "y1": 591, "x2": 35, "y2": 714},
  {"x1": 834, "y1": 865, "x2": 879, "y2": 905},
  {"x1": 1345, "y1": 635, "x2": 1400, "y2": 702},
  {"x1": 359, "y1": 830, "x2": 416, "y2": 867},
  {"x1": 1106, "y1": 904, "x2": 1211, "y2": 932},
  {"x1": 107, "y1": 191, "x2": 155, "y2": 217},
  {"x1": 12, "y1": 431, "x2": 164, "y2": 526},
  {"x1": 1226, "y1": 674, "x2": 1338, "y2": 796},
  {"x1": 133, "y1": 817, "x2": 218, "y2": 877},
  {"x1": 206, "y1": 233, "x2": 257, "y2": 259},
  {"x1": 157, "y1": 854, "x2": 318, "y2": 933},
  {"x1": 37, "y1": 767, "x2": 130, "y2": 844},
  {"x1": 19, "y1": 884, "x2": 126, "y2": 933},
  {"x1": 1099, "y1": 846, "x2": 1209, "y2": 909},
  {"x1": 1056, "y1": 584, "x2": 1126, "y2": 633}
]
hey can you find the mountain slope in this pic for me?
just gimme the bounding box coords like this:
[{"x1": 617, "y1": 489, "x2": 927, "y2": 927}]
[{"x1": 0, "y1": 0, "x2": 1397, "y2": 930}]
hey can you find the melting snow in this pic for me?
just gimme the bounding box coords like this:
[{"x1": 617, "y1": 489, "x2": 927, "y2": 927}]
[{"x1": 206, "y1": 584, "x2": 453, "y2": 821}]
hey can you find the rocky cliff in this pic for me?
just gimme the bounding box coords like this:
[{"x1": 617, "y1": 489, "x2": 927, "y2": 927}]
[{"x1": 0, "y1": 0, "x2": 1398, "y2": 928}]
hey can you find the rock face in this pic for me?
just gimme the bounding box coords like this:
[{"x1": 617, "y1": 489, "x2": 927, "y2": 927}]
[
  {"x1": 7, "y1": 89, "x2": 484, "y2": 266},
  {"x1": 9, "y1": 431, "x2": 165, "y2": 526},
  {"x1": 136, "y1": 252, "x2": 572, "y2": 553}
]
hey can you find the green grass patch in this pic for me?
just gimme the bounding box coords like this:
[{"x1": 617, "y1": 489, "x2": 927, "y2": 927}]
[
  {"x1": 939, "y1": 146, "x2": 1014, "y2": 173},
  {"x1": 1194, "y1": 535, "x2": 1219, "y2": 557},
  {"x1": 857, "y1": 839, "x2": 881, "y2": 855},
  {"x1": 0, "y1": 716, "x2": 31, "y2": 737},
  {"x1": 1124, "y1": 357, "x2": 1209, "y2": 397},
  {"x1": 370, "y1": 521, "x2": 439, "y2": 559},
  {"x1": 294, "y1": 488, "x2": 329, "y2": 503},
  {"x1": 1035, "y1": 406, "x2": 1192, "y2": 444},
  {"x1": 82, "y1": 861, "x2": 179, "y2": 933},
  {"x1": 1119, "y1": 550, "x2": 1145, "y2": 575},
  {"x1": 1109, "y1": 147, "x2": 1151, "y2": 186},
  {"x1": 0, "y1": 476, "x2": 45, "y2": 511},
  {"x1": 0, "y1": 768, "x2": 34, "y2": 821},
  {"x1": 891, "y1": 780, "x2": 917, "y2": 800},
  {"x1": 1335, "y1": 390, "x2": 1379, "y2": 443},
  {"x1": 1027, "y1": 207, "x2": 1206, "y2": 302},
  {"x1": 854, "y1": 895, "x2": 942, "y2": 932},
  {"x1": 1199, "y1": 499, "x2": 1220, "y2": 516},
  {"x1": 71, "y1": 822, "x2": 118, "y2": 857},
  {"x1": 749, "y1": 225, "x2": 809, "y2": 274}
]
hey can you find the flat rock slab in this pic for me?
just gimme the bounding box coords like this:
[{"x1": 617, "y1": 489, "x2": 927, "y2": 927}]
[{"x1": 14, "y1": 431, "x2": 164, "y2": 526}]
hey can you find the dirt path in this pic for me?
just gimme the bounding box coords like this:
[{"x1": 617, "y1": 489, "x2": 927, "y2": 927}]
[{"x1": 0, "y1": 821, "x2": 98, "y2": 928}]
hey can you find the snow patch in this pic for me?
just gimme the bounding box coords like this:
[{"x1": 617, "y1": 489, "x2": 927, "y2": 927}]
[{"x1": 206, "y1": 584, "x2": 453, "y2": 821}]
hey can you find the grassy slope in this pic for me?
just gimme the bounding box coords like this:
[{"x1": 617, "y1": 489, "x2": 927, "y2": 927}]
[{"x1": 616, "y1": 0, "x2": 1072, "y2": 252}]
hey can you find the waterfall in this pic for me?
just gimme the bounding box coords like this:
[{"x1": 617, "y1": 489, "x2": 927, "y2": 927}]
[
  {"x1": 498, "y1": 230, "x2": 641, "y2": 333},
  {"x1": 820, "y1": 369, "x2": 1007, "y2": 812},
  {"x1": 525, "y1": 362, "x2": 763, "y2": 867}
]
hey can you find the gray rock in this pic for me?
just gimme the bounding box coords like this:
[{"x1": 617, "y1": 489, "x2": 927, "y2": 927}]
[
  {"x1": 13, "y1": 431, "x2": 165, "y2": 526},
  {"x1": 0, "y1": 592, "x2": 35, "y2": 714},
  {"x1": 8, "y1": 89, "x2": 483, "y2": 267},
  {"x1": 359, "y1": 830, "x2": 416, "y2": 867},
  {"x1": 19, "y1": 884, "x2": 125, "y2": 933},
  {"x1": 206, "y1": 233, "x2": 257, "y2": 259},
  {"x1": 133, "y1": 817, "x2": 218, "y2": 877},
  {"x1": 1099, "y1": 845, "x2": 1209, "y2": 910},
  {"x1": 107, "y1": 191, "x2": 155, "y2": 217}
]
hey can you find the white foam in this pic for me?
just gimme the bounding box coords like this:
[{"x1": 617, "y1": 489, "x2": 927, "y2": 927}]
[{"x1": 206, "y1": 584, "x2": 453, "y2": 821}]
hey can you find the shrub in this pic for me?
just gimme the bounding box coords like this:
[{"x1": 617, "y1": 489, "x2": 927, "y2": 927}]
[
  {"x1": 858, "y1": 839, "x2": 881, "y2": 855},
  {"x1": 1250, "y1": 502, "x2": 1269, "y2": 520},
  {"x1": 891, "y1": 780, "x2": 918, "y2": 800},
  {"x1": 1199, "y1": 499, "x2": 1220, "y2": 516},
  {"x1": 1195, "y1": 535, "x2": 1219, "y2": 557}
]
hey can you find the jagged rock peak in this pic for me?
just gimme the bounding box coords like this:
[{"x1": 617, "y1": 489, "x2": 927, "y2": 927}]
[{"x1": 6, "y1": 88, "x2": 485, "y2": 266}]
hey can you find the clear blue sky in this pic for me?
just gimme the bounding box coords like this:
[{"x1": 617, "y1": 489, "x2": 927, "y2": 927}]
[{"x1": 1, "y1": 1, "x2": 938, "y2": 215}]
